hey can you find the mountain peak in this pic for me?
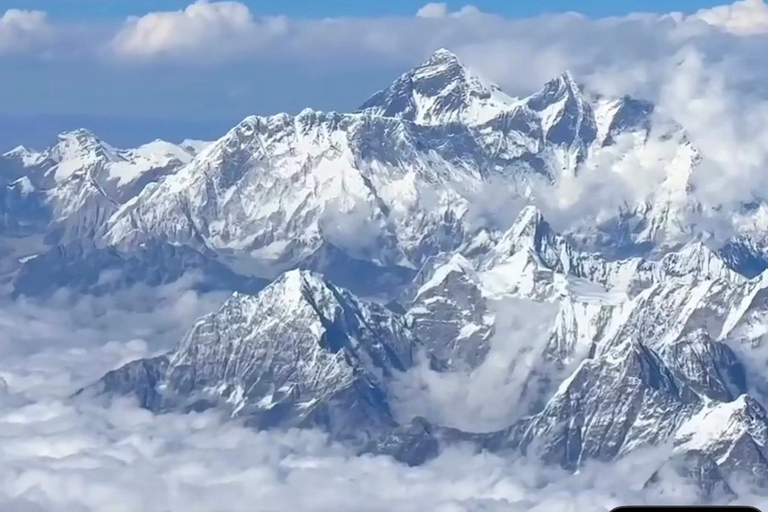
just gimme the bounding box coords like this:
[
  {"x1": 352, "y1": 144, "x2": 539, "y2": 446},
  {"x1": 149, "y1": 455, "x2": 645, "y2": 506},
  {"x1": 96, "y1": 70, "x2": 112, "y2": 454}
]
[
  {"x1": 53, "y1": 128, "x2": 113, "y2": 154},
  {"x1": 2, "y1": 145, "x2": 41, "y2": 168},
  {"x1": 525, "y1": 70, "x2": 598, "y2": 150},
  {"x1": 424, "y1": 48, "x2": 461, "y2": 66},
  {"x1": 273, "y1": 268, "x2": 327, "y2": 293},
  {"x1": 507, "y1": 205, "x2": 547, "y2": 242},
  {"x1": 527, "y1": 71, "x2": 582, "y2": 112},
  {"x1": 4, "y1": 145, "x2": 35, "y2": 157},
  {"x1": 57, "y1": 128, "x2": 102, "y2": 145},
  {"x1": 358, "y1": 48, "x2": 514, "y2": 126},
  {"x1": 45, "y1": 129, "x2": 117, "y2": 174},
  {"x1": 555, "y1": 70, "x2": 578, "y2": 89},
  {"x1": 90, "y1": 266, "x2": 418, "y2": 444}
]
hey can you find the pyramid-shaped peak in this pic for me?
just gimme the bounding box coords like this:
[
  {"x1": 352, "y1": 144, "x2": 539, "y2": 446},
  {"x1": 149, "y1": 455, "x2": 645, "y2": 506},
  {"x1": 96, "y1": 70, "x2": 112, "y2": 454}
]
[
  {"x1": 53, "y1": 129, "x2": 115, "y2": 155},
  {"x1": 213, "y1": 270, "x2": 346, "y2": 338},
  {"x1": 3, "y1": 145, "x2": 40, "y2": 164},
  {"x1": 358, "y1": 48, "x2": 513, "y2": 126},
  {"x1": 555, "y1": 70, "x2": 578, "y2": 87},
  {"x1": 527, "y1": 71, "x2": 584, "y2": 111},
  {"x1": 57, "y1": 128, "x2": 100, "y2": 142},
  {"x1": 423, "y1": 48, "x2": 462, "y2": 66},
  {"x1": 484, "y1": 205, "x2": 555, "y2": 265},
  {"x1": 414, "y1": 253, "x2": 478, "y2": 298},
  {"x1": 268, "y1": 268, "x2": 332, "y2": 297},
  {"x1": 4, "y1": 145, "x2": 35, "y2": 157},
  {"x1": 508, "y1": 205, "x2": 547, "y2": 237},
  {"x1": 546, "y1": 71, "x2": 580, "y2": 93}
]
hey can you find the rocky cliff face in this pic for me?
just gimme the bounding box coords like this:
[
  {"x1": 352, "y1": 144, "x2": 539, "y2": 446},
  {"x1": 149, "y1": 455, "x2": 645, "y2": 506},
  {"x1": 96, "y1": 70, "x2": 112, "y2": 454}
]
[{"x1": 84, "y1": 270, "x2": 426, "y2": 457}]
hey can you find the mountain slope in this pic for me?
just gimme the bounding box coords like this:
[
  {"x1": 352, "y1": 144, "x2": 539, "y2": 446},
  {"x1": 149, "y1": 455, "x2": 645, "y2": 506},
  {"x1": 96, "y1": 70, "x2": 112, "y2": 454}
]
[{"x1": 84, "y1": 270, "x2": 420, "y2": 447}]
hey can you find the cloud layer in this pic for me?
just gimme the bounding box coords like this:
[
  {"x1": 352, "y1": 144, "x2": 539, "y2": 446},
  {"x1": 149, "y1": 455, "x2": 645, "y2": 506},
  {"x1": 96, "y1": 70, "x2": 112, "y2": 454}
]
[{"x1": 695, "y1": 0, "x2": 768, "y2": 34}]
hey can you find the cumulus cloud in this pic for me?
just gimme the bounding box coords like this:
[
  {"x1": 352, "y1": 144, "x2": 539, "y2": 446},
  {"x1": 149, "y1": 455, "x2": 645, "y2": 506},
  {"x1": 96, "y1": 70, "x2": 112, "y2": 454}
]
[
  {"x1": 695, "y1": 0, "x2": 768, "y2": 35},
  {"x1": 0, "y1": 9, "x2": 52, "y2": 54},
  {"x1": 416, "y1": 3, "x2": 482, "y2": 19},
  {"x1": 111, "y1": 1, "x2": 286, "y2": 61},
  {"x1": 416, "y1": 2, "x2": 450, "y2": 18}
]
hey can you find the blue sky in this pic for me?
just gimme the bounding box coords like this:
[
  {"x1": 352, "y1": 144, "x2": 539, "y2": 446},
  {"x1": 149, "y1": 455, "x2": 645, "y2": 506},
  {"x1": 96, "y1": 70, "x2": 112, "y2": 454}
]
[{"x1": 8, "y1": 0, "x2": 730, "y2": 19}]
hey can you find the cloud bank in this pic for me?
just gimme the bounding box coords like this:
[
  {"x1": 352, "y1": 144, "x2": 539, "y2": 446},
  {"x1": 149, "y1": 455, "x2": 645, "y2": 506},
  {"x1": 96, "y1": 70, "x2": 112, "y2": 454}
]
[{"x1": 695, "y1": 0, "x2": 768, "y2": 35}]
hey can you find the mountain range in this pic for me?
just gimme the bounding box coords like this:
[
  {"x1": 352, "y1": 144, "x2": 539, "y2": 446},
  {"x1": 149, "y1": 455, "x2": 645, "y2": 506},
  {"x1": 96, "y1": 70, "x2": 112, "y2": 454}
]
[{"x1": 5, "y1": 48, "x2": 768, "y2": 501}]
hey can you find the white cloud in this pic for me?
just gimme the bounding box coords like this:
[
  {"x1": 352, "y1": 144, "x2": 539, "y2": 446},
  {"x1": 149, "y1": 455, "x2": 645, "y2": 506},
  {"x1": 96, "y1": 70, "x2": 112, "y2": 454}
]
[
  {"x1": 695, "y1": 0, "x2": 768, "y2": 35},
  {"x1": 416, "y1": 3, "x2": 482, "y2": 19},
  {"x1": 0, "y1": 9, "x2": 52, "y2": 54},
  {"x1": 393, "y1": 298, "x2": 560, "y2": 432},
  {"x1": 416, "y1": 2, "x2": 449, "y2": 18},
  {"x1": 111, "y1": 1, "x2": 286, "y2": 61}
]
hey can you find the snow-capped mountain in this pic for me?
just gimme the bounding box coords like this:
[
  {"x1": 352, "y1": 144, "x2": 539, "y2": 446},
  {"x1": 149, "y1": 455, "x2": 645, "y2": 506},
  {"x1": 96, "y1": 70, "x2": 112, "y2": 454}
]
[
  {"x1": 84, "y1": 204, "x2": 768, "y2": 494},
  {"x1": 387, "y1": 204, "x2": 768, "y2": 493},
  {"x1": 0, "y1": 49, "x2": 707, "y2": 298},
  {"x1": 358, "y1": 48, "x2": 516, "y2": 126},
  {"x1": 0, "y1": 131, "x2": 245, "y2": 294},
  {"x1": 8, "y1": 48, "x2": 768, "y2": 499},
  {"x1": 81, "y1": 50, "x2": 675, "y2": 295},
  {"x1": 84, "y1": 270, "x2": 422, "y2": 451}
]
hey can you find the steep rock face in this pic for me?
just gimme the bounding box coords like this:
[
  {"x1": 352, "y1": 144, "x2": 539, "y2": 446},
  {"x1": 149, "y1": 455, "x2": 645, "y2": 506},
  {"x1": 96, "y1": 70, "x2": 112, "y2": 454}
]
[
  {"x1": 597, "y1": 95, "x2": 654, "y2": 147},
  {"x1": 93, "y1": 51, "x2": 661, "y2": 292},
  {"x1": 86, "y1": 270, "x2": 419, "y2": 446},
  {"x1": 399, "y1": 206, "x2": 755, "y2": 403},
  {"x1": 0, "y1": 49, "x2": 698, "y2": 298},
  {"x1": 405, "y1": 254, "x2": 492, "y2": 369},
  {"x1": 674, "y1": 396, "x2": 768, "y2": 488},
  {"x1": 645, "y1": 451, "x2": 736, "y2": 503},
  {"x1": 393, "y1": 205, "x2": 768, "y2": 495},
  {"x1": 662, "y1": 330, "x2": 747, "y2": 402},
  {"x1": 485, "y1": 339, "x2": 701, "y2": 469},
  {"x1": 525, "y1": 72, "x2": 597, "y2": 172},
  {"x1": 358, "y1": 48, "x2": 515, "y2": 126}
]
